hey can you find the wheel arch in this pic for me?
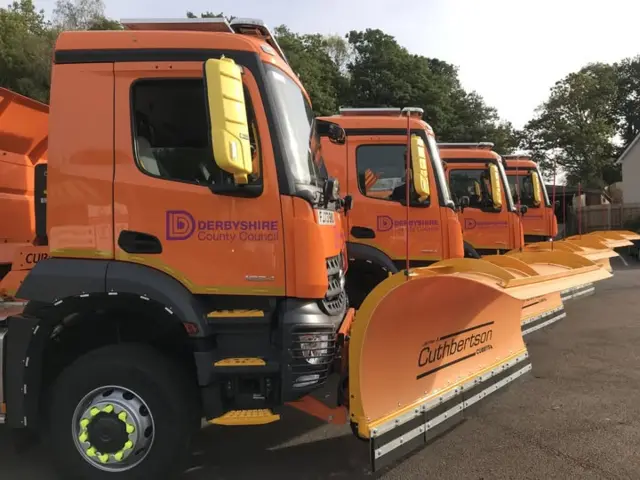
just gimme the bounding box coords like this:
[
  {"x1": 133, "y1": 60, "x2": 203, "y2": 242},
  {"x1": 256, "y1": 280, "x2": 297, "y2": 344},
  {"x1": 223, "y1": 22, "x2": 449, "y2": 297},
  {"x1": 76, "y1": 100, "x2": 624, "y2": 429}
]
[
  {"x1": 346, "y1": 242, "x2": 398, "y2": 274},
  {"x1": 16, "y1": 258, "x2": 208, "y2": 336},
  {"x1": 7, "y1": 258, "x2": 209, "y2": 430}
]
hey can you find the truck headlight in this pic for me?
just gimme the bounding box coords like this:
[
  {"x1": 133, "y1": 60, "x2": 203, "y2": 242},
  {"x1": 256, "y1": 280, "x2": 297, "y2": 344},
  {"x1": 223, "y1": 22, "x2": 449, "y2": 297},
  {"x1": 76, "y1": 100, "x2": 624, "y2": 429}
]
[{"x1": 299, "y1": 334, "x2": 331, "y2": 365}]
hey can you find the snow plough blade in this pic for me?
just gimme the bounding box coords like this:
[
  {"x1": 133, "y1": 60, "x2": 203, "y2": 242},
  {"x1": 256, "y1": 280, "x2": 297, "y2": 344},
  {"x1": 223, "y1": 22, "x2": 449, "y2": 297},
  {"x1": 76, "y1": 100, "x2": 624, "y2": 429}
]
[
  {"x1": 349, "y1": 265, "x2": 531, "y2": 471},
  {"x1": 479, "y1": 255, "x2": 565, "y2": 335},
  {"x1": 567, "y1": 232, "x2": 633, "y2": 249},
  {"x1": 504, "y1": 250, "x2": 611, "y2": 302},
  {"x1": 615, "y1": 230, "x2": 640, "y2": 241},
  {"x1": 348, "y1": 254, "x2": 611, "y2": 470}
]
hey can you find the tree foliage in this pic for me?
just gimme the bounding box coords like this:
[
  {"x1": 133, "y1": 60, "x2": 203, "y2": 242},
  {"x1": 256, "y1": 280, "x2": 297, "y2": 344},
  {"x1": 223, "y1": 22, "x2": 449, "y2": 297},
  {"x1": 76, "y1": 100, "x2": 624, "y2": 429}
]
[
  {"x1": 0, "y1": 0, "x2": 56, "y2": 102},
  {"x1": 521, "y1": 63, "x2": 620, "y2": 187},
  {"x1": 53, "y1": 0, "x2": 121, "y2": 31}
]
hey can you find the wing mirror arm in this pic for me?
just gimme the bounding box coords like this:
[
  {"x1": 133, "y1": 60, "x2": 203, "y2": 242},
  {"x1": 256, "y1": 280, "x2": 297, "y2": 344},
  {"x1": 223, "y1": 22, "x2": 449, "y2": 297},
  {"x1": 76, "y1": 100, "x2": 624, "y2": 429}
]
[{"x1": 459, "y1": 195, "x2": 470, "y2": 213}]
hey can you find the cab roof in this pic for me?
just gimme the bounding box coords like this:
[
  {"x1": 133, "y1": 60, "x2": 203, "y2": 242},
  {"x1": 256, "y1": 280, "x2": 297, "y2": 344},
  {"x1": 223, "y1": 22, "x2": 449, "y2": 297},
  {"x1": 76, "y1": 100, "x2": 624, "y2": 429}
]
[
  {"x1": 53, "y1": 17, "x2": 305, "y2": 98},
  {"x1": 437, "y1": 142, "x2": 500, "y2": 162},
  {"x1": 319, "y1": 108, "x2": 435, "y2": 136},
  {"x1": 503, "y1": 156, "x2": 537, "y2": 170}
]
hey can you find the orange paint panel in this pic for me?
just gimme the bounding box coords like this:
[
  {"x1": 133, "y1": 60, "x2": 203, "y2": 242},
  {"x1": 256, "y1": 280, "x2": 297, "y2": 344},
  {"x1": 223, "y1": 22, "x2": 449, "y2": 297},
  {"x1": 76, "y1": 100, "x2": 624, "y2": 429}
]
[
  {"x1": 343, "y1": 134, "x2": 444, "y2": 262},
  {"x1": 47, "y1": 63, "x2": 115, "y2": 258},
  {"x1": 0, "y1": 88, "x2": 49, "y2": 253},
  {"x1": 285, "y1": 196, "x2": 343, "y2": 299},
  {"x1": 112, "y1": 62, "x2": 286, "y2": 295}
]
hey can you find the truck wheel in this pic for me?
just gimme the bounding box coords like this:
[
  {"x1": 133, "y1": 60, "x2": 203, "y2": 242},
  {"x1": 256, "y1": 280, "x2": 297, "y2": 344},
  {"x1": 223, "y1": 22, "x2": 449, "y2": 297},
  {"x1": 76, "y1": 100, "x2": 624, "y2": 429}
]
[{"x1": 47, "y1": 343, "x2": 200, "y2": 480}]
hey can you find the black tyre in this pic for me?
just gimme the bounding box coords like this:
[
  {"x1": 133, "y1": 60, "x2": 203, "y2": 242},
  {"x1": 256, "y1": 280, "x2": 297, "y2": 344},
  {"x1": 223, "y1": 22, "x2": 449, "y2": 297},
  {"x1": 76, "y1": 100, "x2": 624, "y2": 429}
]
[
  {"x1": 345, "y1": 262, "x2": 389, "y2": 310},
  {"x1": 463, "y1": 242, "x2": 481, "y2": 259},
  {"x1": 47, "y1": 343, "x2": 200, "y2": 480}
]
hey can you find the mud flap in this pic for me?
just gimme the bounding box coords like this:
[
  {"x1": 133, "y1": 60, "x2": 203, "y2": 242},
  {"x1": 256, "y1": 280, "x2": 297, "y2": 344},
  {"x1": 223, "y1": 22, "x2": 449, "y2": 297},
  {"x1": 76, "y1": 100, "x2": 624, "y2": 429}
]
[{"x1": 348, "y1": 269, "x2": 531, "y2": 471}]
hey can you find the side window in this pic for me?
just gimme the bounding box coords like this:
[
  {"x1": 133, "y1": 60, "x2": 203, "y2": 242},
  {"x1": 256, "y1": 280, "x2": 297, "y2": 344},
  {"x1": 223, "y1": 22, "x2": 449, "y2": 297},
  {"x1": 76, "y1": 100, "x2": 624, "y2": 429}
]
[
  {"x1": 449, "y1": 169, "x2": 492, "y2": 209},
  {"x1": 509, "y1": 175, "x2": 536, "y2": 207},
  {"x1": 356, "y1": 144, "x2": 424, "y2": 204},
  {"x1": 131, "y1": 78, "x2": 262, "y2": 186}
]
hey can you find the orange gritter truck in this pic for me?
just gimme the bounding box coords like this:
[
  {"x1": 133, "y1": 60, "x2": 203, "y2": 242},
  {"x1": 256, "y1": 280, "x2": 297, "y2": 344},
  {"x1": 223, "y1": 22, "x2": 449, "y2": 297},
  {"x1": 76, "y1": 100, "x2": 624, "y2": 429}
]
[
  {"x1": 0, "y1": 17, "x2": 587, "y2": 479},
  {"x1": 438, "y1": 143, "x2": 620, "y2": 302},
  {"x1": 503, "y1": 155, "x2": 640, "y2": 249},
  {"x1": 317, "y1": 108, "x2": 611, "y2": 338}
]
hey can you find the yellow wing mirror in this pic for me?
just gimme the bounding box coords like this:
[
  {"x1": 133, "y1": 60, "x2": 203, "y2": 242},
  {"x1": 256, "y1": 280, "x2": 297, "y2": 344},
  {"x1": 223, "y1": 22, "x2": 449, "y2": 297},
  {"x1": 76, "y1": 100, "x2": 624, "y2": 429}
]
[
  {"x1": 488, "y1": 163, "x2": 503, "y2": 209},
  {"x1": 410, "y1": 135, "x2": 430, "y2": 202},
  {"x1": 530, "y1": 171, "x2": 542, "y2": 206},
  {"x1": 203, "y1": 57, "x2": 253, "y2": 185}
]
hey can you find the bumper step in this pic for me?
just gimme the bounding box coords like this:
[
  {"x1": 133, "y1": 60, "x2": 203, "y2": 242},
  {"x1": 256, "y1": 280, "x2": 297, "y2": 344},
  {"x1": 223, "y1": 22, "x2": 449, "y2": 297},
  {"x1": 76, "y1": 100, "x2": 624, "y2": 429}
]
[{"x1": 209, "y1": 409, "x2": 280, "y2": 426}]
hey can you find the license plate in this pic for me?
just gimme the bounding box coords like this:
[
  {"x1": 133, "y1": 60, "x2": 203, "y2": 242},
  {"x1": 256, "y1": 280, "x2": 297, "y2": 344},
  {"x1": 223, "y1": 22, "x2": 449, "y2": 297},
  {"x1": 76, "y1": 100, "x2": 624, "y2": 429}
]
[{"x1": 317, "y1": 209, "x2": 335, "y2": 225}]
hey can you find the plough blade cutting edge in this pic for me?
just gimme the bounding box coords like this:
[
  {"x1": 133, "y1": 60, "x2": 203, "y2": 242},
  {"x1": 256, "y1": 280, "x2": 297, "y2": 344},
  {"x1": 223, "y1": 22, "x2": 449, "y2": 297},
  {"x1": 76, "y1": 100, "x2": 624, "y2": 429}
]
[{"x1": 349, "y1": 268, "x2": 531, "y2": 471}]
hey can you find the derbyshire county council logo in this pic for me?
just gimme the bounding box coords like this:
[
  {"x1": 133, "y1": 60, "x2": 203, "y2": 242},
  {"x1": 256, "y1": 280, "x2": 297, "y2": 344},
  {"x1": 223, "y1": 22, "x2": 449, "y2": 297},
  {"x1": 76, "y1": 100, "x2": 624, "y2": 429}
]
[
  {"x1": 377, "y1": 215, "x2": 394, "y2": 232},
  {"x1": 166, "y1": 210, "x2": 195, "y2": 241}
]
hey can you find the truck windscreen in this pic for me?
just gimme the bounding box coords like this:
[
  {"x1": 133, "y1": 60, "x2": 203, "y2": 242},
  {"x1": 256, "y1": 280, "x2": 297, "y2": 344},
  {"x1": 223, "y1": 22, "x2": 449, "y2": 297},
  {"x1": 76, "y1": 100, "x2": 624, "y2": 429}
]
[{"x1": 264, "y1": 63, "x2": 327, "y2": 190}]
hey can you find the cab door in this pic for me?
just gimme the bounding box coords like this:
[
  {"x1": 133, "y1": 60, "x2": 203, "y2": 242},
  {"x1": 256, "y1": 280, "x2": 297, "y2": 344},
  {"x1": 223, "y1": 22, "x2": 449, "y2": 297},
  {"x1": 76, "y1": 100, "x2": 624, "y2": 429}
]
[
  {"x1": 448, "y1": 167, "x2": 509, "y2": 252},
  {"x1": 346, "y1": 135, "x2": 444, "y2": 266},
  {"x1": 112, "y1": 60, "x2": 285, "y2": 296}
]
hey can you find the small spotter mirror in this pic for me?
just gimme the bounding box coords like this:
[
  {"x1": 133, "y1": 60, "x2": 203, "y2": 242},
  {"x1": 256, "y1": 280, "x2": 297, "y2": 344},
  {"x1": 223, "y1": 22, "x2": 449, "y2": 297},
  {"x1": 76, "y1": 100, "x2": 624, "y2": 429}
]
[
  {"x1": 410, "y1": 135, "x2": 430, "y2": 202},
  {"x1": 203, "y1": 57, "x2": 253, "y2": 184},
  {"x1": 488, "y1": 163, "x2": 503, "y2": 209}
]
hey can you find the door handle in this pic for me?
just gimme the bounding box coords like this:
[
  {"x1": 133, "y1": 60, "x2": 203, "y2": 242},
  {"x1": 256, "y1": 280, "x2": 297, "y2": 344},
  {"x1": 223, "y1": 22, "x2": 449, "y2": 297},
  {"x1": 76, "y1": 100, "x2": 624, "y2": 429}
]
[
  {"x1": 351, "y1": 226, "x2": 376, "y2": 239},
  {"x1": 118, "y1": 230, "x2": 163, "y2": 254}
]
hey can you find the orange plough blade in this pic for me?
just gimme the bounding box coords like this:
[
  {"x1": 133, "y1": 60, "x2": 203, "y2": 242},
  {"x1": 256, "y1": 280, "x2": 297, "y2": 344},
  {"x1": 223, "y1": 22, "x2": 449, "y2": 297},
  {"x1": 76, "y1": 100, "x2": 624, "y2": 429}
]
[
  {"x1": 567, "y1": 232, "x2": 633, "y2": 249},
  {"x1": 505, "y1": 250, "x2": 611, "y2": 303},
  {"x1": 614, "y1": 230, "x2": 640, "y2": 241},
  {"x1": 349, "y1": 267, "x2": 531, "y2": 471},
  {"x1": 480, "y1": 255, "x2": 566, "y2": 335}
]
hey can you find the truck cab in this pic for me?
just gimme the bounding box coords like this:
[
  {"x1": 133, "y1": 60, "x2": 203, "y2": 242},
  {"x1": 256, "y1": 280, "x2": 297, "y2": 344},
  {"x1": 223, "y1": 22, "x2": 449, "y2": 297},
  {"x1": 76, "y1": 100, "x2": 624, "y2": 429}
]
[
  {"x1": 439, "y1": 142, "x2": 524, "y2": 255},
  {"x1": 0, "y1": 17, "x2": 353, "y2": 479},
  {"x1": 317, "y1": 107, "x2": 463, "y2": 305},
  {"x1": 503, "y1": 156, "x2": 558, "y2": 242}
]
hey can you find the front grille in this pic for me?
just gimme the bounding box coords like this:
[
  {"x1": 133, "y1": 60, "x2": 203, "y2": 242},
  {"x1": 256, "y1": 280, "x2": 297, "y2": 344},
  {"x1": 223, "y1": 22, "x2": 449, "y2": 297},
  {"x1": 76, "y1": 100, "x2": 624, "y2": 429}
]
[
  {"x1": 289, "y1": 326, "x2": 337, "y2": 389},
  {"x1": 322, "y1": 252, "x2": 348, "y2": 315}
]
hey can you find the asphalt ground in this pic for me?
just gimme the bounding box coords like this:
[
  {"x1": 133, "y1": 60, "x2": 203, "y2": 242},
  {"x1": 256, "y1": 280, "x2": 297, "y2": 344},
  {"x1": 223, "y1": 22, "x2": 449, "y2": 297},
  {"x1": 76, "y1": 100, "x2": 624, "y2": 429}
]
[{"x1": 1, "y1": 254, "x2": 640, "y2": 479}]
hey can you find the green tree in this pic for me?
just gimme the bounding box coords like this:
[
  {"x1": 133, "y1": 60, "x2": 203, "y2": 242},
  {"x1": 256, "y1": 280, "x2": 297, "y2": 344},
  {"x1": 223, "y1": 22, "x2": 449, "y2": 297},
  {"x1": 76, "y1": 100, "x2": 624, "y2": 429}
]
[
  {"x1": 186, "y1": 11, "x2": 235, "y2": 22},
  {"x1": 345, "y1": 29, "x2": 517, "y2": 151},
  {"x1": 53, "y1": 0, "x2": 119, "y2": 31},
  {"x1": 274, "y1": 26, "x2": 345, "y2": 115},
  {"x1": 614, "y1": 55, "x2": 640, "y2": 151},
  {"x1": 0, "y1": 0, "x2": 55, "y2": 102},
  {"x1": 521, "y1": 63, "x2": 619, "y2": 187}
]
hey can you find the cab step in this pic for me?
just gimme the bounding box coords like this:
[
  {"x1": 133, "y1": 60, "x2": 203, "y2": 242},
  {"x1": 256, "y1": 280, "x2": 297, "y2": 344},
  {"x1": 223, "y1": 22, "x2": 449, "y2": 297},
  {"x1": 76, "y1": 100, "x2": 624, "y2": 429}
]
[
  {"x1": 212, "y1": 357, "x2": 279, "y2": 374},
  {"x1": 206, "y1": 310, "x2": 269, "y2": 329},
  {"x1": 209, "y1": 409, "x2": 280, "y2": 426}
]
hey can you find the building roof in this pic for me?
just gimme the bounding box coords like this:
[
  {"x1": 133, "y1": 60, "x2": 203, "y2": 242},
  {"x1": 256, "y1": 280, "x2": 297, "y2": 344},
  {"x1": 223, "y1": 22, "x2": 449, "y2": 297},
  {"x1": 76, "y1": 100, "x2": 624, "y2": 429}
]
[{"x1": 616, "y1": 132, "x2": 640, "y2": 165}]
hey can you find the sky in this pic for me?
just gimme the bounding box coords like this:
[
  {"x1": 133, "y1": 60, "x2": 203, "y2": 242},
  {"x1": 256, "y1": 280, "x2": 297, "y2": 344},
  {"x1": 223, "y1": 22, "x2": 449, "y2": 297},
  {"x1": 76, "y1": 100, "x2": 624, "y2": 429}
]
[{"x1": 28, "y1": 0, "x2": 640, "y2": 130}]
